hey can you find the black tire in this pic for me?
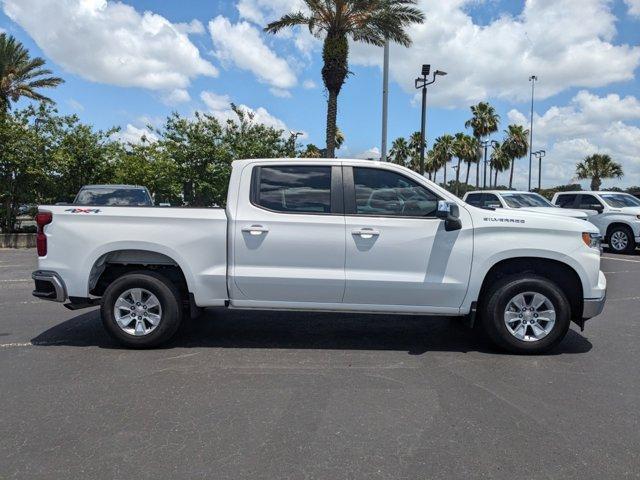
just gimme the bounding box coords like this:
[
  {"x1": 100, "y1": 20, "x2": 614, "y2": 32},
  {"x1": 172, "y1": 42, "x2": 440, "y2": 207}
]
[
  {"x1": 480, "y1": 275, "x2": 571, "y2": 354},
  {"x1": 607, "y1": 225, "x2": 636, "y2": 254},
  {"x1": 101, "y1": 271, "x2": 182, "y2": 348}
]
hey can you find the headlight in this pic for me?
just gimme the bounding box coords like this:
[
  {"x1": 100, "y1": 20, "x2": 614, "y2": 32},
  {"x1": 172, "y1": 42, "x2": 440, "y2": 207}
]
[{"x1": 582, "y1": 232, "x2": 602, "y2": 251}]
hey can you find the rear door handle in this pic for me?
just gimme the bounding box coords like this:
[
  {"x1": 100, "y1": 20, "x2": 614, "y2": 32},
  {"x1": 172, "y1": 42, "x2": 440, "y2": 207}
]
[
  {"x1": 351, "y1": 228, "x2": 380, "y2": 239},
  {"x1": 242, "y1": 225, "x2": 269, "y2": 236}
]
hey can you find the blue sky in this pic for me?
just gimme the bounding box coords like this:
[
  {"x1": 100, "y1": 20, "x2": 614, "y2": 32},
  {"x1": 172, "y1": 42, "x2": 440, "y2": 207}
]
[{"x1": 1, "y1": 0, "x2": 640, "y2": 188}]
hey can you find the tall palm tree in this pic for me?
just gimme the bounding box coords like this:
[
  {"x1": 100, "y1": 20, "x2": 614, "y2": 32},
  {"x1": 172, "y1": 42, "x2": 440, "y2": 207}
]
[
  {"x1": 576, "y1": 154, "x2": 623, "y2": 191},
  {"x1": 452, "y1": 132, "x2": 467, "y2": 189},
  {"x1": 465, "y1": 102, "x2": 500, "y2": 187},
  {"x1": 389, "y1": 137, "x2": 410, "y2": 167},
  {"x1": 489, "y1": 141, "x2": 510, "y2": 187},
  {"x1": 432, "y1": 134, "x2": 455, "y2": 186},
  {"x1": 503, "y1": 124, "x2": 529, "y2": 189},
  {"x1": 408, "y1": 131, "x2": 424, "y2": 174},
  {"x1": 265, "y1": 1, "x2": 424, "y2": 158},
  {"x1": 0, "y1": 33, "x2": 63, "y2": 112}
]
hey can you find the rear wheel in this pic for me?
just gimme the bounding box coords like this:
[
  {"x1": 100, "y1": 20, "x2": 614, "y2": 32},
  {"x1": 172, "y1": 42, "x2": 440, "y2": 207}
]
[
  {"x1": 608, "y1": 225, "x2": 636, "y2": 254},
  {"x1": 101, "y1": 271, "x2": 182, "y2": 348},
  {"x1": 480, "y1": 275, "x2": 571, "y2": 354}
]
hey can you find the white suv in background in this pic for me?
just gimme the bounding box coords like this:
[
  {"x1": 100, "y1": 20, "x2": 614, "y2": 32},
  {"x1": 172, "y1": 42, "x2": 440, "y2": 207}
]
[
  {"x1": 552, "y1": 191, "x2": 640, "y2": 254},
  {"x1": 463, "y1": 190, "x2": 590, "y2": 220}
]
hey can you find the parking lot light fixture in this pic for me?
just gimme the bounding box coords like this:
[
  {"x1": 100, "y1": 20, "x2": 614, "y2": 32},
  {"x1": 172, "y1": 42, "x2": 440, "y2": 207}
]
[{"x1": 415, "y1": 66, "x2": 447, "y2": 176}]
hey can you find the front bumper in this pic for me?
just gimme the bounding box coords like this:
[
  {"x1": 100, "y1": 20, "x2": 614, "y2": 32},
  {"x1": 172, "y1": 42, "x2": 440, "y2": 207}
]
[
  {"x1": 583, "y1": 293, "x2": 606, "y2": 319},
  {"x1": 32, "y1": 270, "x2": 67, "y2": 302}
]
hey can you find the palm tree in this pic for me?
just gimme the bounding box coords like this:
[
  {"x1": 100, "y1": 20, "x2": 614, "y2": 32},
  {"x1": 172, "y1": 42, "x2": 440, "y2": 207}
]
[
  {"x1": 503, "y1": 124, "x2": 529, "y2": 189},
  {"x1": 489, "y1": 141, "x2": 510, "y2": 187},
  {"x1": 465, "y1": 102, "x2": 500, "y2": 187},
  {"x1": 389, "y1": 137, "x2": 410, "y2": 167},
  {"x1": 335, "y1": 127, "x2": 345, "y2": 151},
  {"x1": 431, "y1": 134, "x2": 455, "y2": 186},
  {"x1": 452, "y1": 132, "x2": 467, "y2": 190},
  {"x1": 265, "y1": 1, "x2": 424, "y2": 158},
  {"x1": 576, "y1": 154, "x2": 623, "y2": 191},
  {"x1": 0, "y1": 33, "x2": 63, "y2": 112},
  {"x1": 408, "y1": 131, "x2": 424, "y2": 173}
]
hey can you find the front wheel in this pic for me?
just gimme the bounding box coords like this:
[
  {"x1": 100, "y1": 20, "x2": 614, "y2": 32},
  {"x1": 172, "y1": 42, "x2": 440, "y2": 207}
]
[
  {"x1": 480, "y1": 275, "x2": 571, "y2": 354},
  {"x1": 101, "y1": 271, "x2": 183, "y2": 348},
  {"x1": 608, "y1": 225, "x2": 636, "y2": 254}
]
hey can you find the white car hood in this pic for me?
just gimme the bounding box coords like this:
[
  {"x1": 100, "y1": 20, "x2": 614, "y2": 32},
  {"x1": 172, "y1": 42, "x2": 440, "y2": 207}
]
[
  {"x1": 616, "y1": 206, "x2": 640, "y2": 216},
  {"x1": 517, "y1": 207, "x2": 589, "y2": 219}
]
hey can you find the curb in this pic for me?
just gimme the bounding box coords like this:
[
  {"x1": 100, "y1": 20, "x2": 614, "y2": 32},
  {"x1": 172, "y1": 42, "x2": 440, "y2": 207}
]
[{"x1": 0, "y1": 233, "x2": 37, "y2": 248}]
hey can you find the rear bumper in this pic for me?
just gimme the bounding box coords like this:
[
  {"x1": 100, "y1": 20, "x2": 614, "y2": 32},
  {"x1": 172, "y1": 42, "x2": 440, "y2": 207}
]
[{"x1": 32, "y1": 270, "x2": 67, "y2": 303}]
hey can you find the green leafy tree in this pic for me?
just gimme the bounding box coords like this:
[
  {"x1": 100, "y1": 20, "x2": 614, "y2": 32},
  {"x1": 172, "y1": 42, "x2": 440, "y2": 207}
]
[
  {"x1": 575, "y1": 153, "x2": 623, "y2": 191},
  {"x1": 465, "y1": 102, "x2": 499, "y2": 187},
  {"x1": 503, "y1": 124, "x2": 529, "y2": 189},
  {"x1": 265, "y1": 0, "x2": 424, "y2": 158},
  {"x1": 301, "y1": 143, "x2": 322, "y2": 158},
  {"x1": 452, "y1": 133, "x2": 478, "y2": 186},
  {"x1": 115, "y1": 142, "x2": 182, "y2": 205}
]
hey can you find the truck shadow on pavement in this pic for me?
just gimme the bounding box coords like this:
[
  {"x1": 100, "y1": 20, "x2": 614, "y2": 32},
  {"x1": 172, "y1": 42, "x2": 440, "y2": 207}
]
[{"x1": 30, "y1": 308, "x2": 593, "y2": 356}]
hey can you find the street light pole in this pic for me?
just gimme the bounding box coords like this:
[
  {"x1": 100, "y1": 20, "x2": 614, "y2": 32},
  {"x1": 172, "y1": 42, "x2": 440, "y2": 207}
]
[
  {"x1": 532, "y1": 150, "x2": 546, "y2": 190},
  {"x1": 480, "y1": 140, "x2": 490, "y2": 189},
  {"x1": 381, "y1": 40, "x2": 389, "y2": 162},
  {"x1": 415, "y1": 65, "x2": 447, "y2": 176},
  {"x1": 528, "y1": 75, "x2": 538, "y2": 191}
]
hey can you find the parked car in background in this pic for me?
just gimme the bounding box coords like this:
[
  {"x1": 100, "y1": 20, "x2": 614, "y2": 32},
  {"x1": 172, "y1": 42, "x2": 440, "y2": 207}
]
[
  {"x1": 32, "y1": 159, "x2": 606, "y2": 354},
  {"x1": 463, "y1": 190, "x2": 591, "y2": 220},
  {"x1": 73, "y1": 185, "x2": 153, "y2": 207},
  {"x1": 552, "y1": 191, "x2": 640, "y2": 254}
]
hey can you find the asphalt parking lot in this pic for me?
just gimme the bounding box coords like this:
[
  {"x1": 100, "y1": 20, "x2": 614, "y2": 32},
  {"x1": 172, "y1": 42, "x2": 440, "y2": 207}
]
[{"x1": 1, "y1": 248, "x2": 639, "y2": 479}]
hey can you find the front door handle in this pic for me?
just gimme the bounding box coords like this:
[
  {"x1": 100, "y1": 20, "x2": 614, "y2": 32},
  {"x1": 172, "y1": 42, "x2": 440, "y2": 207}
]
[
  {"x1": 242, "y1": 225, "x2": 269, "y2": 236},
  {"x1": 351, "y1": 228, "x2": 380, "y2": 239}
]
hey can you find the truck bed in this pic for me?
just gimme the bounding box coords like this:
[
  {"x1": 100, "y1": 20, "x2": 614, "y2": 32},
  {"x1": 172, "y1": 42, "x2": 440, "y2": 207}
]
[{"x1": 36, "y1": 206, "x2": 229, "y2": 306}]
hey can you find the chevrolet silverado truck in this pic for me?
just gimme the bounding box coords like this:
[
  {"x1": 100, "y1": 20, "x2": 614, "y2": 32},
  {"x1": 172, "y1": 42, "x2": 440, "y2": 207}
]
[
  {"x1": 553, "y1": 191, "x2": 640, "y2": 254},
  {"x1": 32, "y1": 159, "x2": 606, "y2": 353}
]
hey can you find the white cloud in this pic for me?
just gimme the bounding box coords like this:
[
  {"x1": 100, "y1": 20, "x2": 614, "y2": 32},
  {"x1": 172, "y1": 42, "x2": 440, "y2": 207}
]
[
  {"x1": 302, "y1": 79, "x2": 317, "y2": 89},
  {"x1": 3, "y1": 0, "x2": 217, "y2": 96},
  {"x1": 507, "y1": 91, "x2": 640, "y2": 188},
  {"x1": 161, "y1": 88, "x2": 191, "y2": 105},
  {"x1": 236, "y1": 0, "x2": 306, "y2": 25},
  {"x1": 347, "y1": 0, "x2": 640, "y2": 107},
  {"x1": 355, "y1": 147, "x2": 381, "y2": 160},
  {"x1": 66, "y1": 98, "x2": 84, "y2": 112},
  {"x1": 625, "y1": 0, "x2": 640, "y2": 17},
  {"x1": 115, "y1": 124, "x2": 159, "y2": 145},
  {"x1": 269, "y1": 88, "x2": 292, "y2": 98},
  {"x1": 175, "y1": 19, "x2": 205, "y2": 35},
  {"x1": 208, "y1": 15, "x2": 297, "y2": 92},
  {"x1": 199, "y1": 90, "x2": 291, "y2": 132}
]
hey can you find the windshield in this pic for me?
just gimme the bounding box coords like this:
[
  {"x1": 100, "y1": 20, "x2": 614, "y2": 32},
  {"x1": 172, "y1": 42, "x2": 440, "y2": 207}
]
[
  {"x1": 501, "y1": 193, "x2": 554, "y2": 208},
  {"x1": 600, "y1": 193, "x2": 640, "y2": 208},
  {"x1": 75, "y1": 187, "x2": 152, "y2": 206}
]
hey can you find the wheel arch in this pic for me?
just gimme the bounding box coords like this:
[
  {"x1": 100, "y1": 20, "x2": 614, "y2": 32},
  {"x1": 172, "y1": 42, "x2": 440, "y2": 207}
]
[
  {"x1": 87, "y1": 248, "x2": 191, "y2": 299},
  {"x1": 475, "y1": 257, "x2": 584, "y2": 320}
]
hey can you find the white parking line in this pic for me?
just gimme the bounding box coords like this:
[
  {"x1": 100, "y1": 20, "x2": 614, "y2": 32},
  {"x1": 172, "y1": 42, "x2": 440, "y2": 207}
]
[
  {"x1": 601, "y1": 256, "x2": 640, "y2": 263},
  {"x1": 0, "y1": 279, "x2": 30, "y2": 283}
]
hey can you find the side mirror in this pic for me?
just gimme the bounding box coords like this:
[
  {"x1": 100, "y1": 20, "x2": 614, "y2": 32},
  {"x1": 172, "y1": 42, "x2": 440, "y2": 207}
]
[
  {"x1": 436, "y1": 200, "x2": 462, "y2": 231},
  {"x1": 594, "y1": 205, "x2": 604, "y2": 214}
]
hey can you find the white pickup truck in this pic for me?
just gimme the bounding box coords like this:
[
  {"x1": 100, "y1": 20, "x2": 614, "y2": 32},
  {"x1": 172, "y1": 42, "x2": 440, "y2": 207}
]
[
  {"x1": 32, "y1": 159, "x2": 606, "y2": 353},
  {"x1": 552, "y1": 191, "x2": 640, "y2": 254}
]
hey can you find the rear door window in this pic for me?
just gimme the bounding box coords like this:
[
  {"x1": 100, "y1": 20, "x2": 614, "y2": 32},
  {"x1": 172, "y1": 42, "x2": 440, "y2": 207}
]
[
  {"x1": 555, "y1": 194, "x2": 577, "y2": 208},
  {"x1": 253, "y1": 166, "x2": 332, "y2": 214}
]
